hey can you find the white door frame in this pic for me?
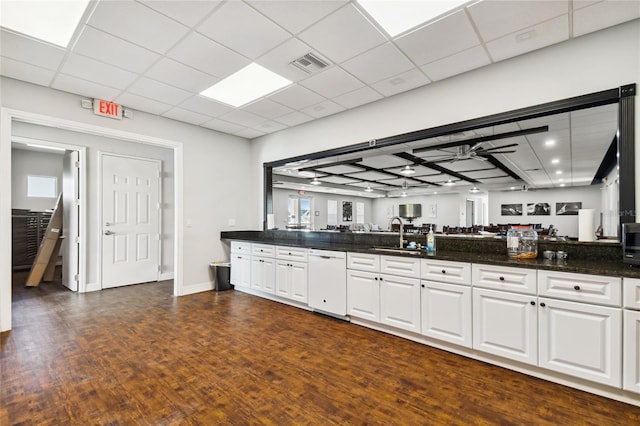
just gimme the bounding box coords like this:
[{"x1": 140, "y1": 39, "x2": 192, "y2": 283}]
[
  {"x1": 11, "y1": 136, "x2": 86, "y2": 293},
  {"x1": 0, "y1": 108, "x2": 184, "y2": 332},
  {"x1": 98, "y1": 152, "x2": 162, "y2": 289}
]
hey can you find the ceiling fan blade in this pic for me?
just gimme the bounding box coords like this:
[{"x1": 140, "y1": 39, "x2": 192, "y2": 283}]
[
  {"x1": 478, "y1": 143, "x2": 519, "y2": 152},
  {"x1": 478, "y1": 150, "x2": 516, "y2": 155}
]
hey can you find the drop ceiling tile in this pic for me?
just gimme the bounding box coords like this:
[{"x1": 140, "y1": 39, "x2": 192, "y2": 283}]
[
  {"x1": 73, "y1": 27, "x2": 160, "y2": 73},
  {"x1": 298, "y1": 4, "x2": 387, "y2": 63},
  {"x1": 145, "y1": 58, "x2": 219, "y2": 92},
  {"x1": 127, "y1": 77, "x2": 193, "y2": 105},
  {"x1": 52, "y1": 74, "x2": 122, "y2": 101},
  {"x1": 253, "y1": 120, "x2": 288, "y2": 134},
  {"x1": 371, "y1": 68, "x2": 430, "y2": 97},
  {"x1": 60, "y1": 53, "x2": 138, "y2": 89},
  {"x1": 486, "y1": 15, "x2": 569, "y2": 62},
  {"x1": 139, "y1": 0, "x2": 222, "y2": 27},
  {"x1": 421, "y1": 45, "x2": 491, "y2": 82},
  {"x1": 333, "y1": 86, "x2": 383, "y2": 109},
  {"x1": 274, "y1": 111, "x2": 315, "y2": 126},
  {"x1": 197, "y1": 1, "x2": 291, "y2": 59},
  {"x1": 359, "y1": 155, "x2": 407, "y2": 168},
  {"x1": 348, "y1": 170, "x2": 393, "y2": 181},
  {"x1": 342, "y1": 42, "x2": 415, "y2": 85},
  {"x1": 162, "y1": 107, "x2": 212, "y2": 125},
  {"x1": 573, "y1": 1, "x2": 640, "y2": 37},
  {"x1": 219, "y1": 109, "x2": 267, "y2": 127},
  {"x1": 178, "y1": 95, "x2": 234, "y2": 117},
  {"x1": 114, "y1": 92, "x2": 173, "y2": 115},
  {"x1": 248, "y1": 0, "x2": 347, "y2": 35},
  {"x1": 242, "y1": 98, "x2": 294, "y2": 119},
  {"x1": 0, "y1": 30, "x2": 66, "y2": 70},
  {"x1": 0, "y1": 57, "x2": 55, "y2": 86},
  {"x1": 201, "y1": 118, "x2": 246, "y2": 133},
  {"x1": 167, "y1": 32, "x2": 250, "y2": 78},
  {"x1": 256, "y1": 38, "x2": 317, "y2": 82},
  {"x1": 318, "y1": 164, "x2": 364, "y2": 174},
  {"x1": 88, "y1": 0, "x2": 189, "y2": 54},
  {"x1": 467, "y1": 0, "x2": 568, "y2": 42},
  {"x1": 234, "y1": 128, "x2": 266, "y2": 139},
  {"x1": 319, "y1": 176, "x2": 360, "y2": 184},
  {"x1": 395, "y1": 10, "x2": 480, "y2": 66},
  {"x1": 269, "y1": 84, "x2": 326, "y2": 110},
  {"x1": 299, "y1": 66, "x2": 364, "y2": 98},
  {"x1": 301, "y1": 100, "x2": 345, "y2": 118}
]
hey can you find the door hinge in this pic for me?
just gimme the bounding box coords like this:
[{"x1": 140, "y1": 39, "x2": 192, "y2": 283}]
[
  {"x1": 74, "y1": 236, "x2": 80, "y2": 244},
  {"x1": 158, "y1": 265, "x2": 162, "y2": 272},
  {"x1": 74, "y1": 160, "x2": 80, "y2": 168},
  {"x1": 73, "y1": 274, "x2": 79, "y2": 282}
]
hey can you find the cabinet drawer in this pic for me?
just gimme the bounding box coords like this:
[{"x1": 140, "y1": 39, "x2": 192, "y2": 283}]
[
  {"x1": 276, "y1": 246, "x2": 308, "y2": 262},
  {"x1": 231, "y1": 241, "x2": 251, "y2": 253},
  {"x1": 623, "y1": 278, "x2": 640, "y2": 309},
  {"x1": 252, "y1": 244, "x2": 275, "y2": 257},
  {"x1": 538, "y1": 270, "x2": 621, "y2": 307},
  {"x1": 421, "y1": 259, "x2": 471, "y2": 285},
  {"x1": 380, "y1": 255, "x2": 421, "y2": 278},
  {"x1": 347, "y1": 252, "x2": 380, "y2": 272},
  {"x1": 473, "y1": 264, "x2": 537, "y2": 295}
]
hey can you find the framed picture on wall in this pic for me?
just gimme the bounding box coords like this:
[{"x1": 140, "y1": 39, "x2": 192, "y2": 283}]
[
  {"x1": 556, "y1": 202, "x2": 582, "y2": 215},
  {"x1": 501, "y1": 203, "x2": 522, "y2": 216},
  {"x1": 527, "y1": 203, "x2": 550, "y2": 216},
  {"x1": 342, "y1": 201, "x2": 352, "y2": 222}
]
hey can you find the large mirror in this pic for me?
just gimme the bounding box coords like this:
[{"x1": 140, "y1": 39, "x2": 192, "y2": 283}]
[{"x1": 265, "y1": 86, "x2": 635, "y2": 240}]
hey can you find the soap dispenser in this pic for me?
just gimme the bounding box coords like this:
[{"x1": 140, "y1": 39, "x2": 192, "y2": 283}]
[{"x1": 426, "y1": 225, "x2": 436, "y2": 253}]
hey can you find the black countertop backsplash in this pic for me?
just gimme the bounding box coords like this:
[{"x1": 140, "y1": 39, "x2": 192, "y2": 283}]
[{"x1": 221, "y1": 230, "x2": 640, "y2": 279}]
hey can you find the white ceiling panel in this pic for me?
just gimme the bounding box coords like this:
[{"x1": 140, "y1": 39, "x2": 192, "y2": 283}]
[
  {"x1": 167, "y1": 32, "x2": 250, "y2": 78},
  {"x1": 253, "y1": 120, "x2": 288, "y2": 134},
  {"x1": 234, "y1": 128, "x2": 266, "y2": 139},
  {"x1": 219, "y1": 109, "x2": 267, "y2": 127},
  {"x1": 178, "y1": 95, "x2": 234, "y2": 117},
  {"x1": 467, "y1": 0, "x2": 568, "y2": 42},
  {"x1": 268, "y1": 84, "x2": 326, "y2": 110},
  {"x1": 61, "y1": 54, "x2": 138, "y2": 90},
  {"x1": 347, "y1": 171, "x2": 394, "y2": 181},
  {"x1": 248, "y1": 0, "x2": 347, "y2": 35},
  {"x1": 342, "y1": 42, "x2": 415, "y2": 85},
  {"x1": 72, "y1": 27, "x2": 160, "y2": 74},
  {"x1": 317, "y1": 165, "x2": 364, "y2": 174},
  {"x1": 0, "y1": 57, "x2": 55, "y2": 86},
  {"x1": 52, "y1": 74, "x2": 122, "y2": 101},
  {"x1": 573, "y1": 1, "x2": 640, "y2": 37},
  {"x1": 242, "y1": 98, "x2": 294, "y2": 119},
  {"x1": 318, "y1": 175, "x2": 360, "y2": 184},
  {"x1": 127, "y1": 77, "x2": 192, "y2": 105},
  {"x1": 114, "y1": 92, "x2": 173, "y2": 115},
  {"x1": 421, "y1": 45, "x2": 491, "y2": 82},
  {"x1": 139, "y1": 0, "x2": 223, "y2": 27},
  {"x1": 88, "y1": 0, "x2": 189, "y2": 54},
  {"x1": 0, "y1": 29, "x2": 66, "y2": 70},
  {"x1": 333, "y1": 86, "x2": 383, "y2": 109},
  {"x1": 255, "y1": 38, "x2": 316, "y2": 83},
  {"x1": 299, "y1": 66, "x2": 364, "y2": 98},
  {"x1": 145, "y1": 58, "x2": 218, "y2": 92},
  {"x1": 486, "y1": 15, "x2": 569, "y2": 62},
  {"x1": 197, "y1": 1, "x2": 291, "y2": 59},
  {"x1": 201, "y1": 118, "x2": 246, "y2": 133},
  {"x1": 395, "y1": 10, "x2": 480, "y2": 66},
  {"x1": 301, "y1": 100, "x2": 345, "y2": 118},
  {"x1": 162, "y1": 107, "x2": 212, "y2": 125},
  {"x1": 371, "y1": 68, "x2": 430, "y2": 97},
  {"x1": 298, "y1": 4, "x2": 386, "y2": 63},
  {"x1": 274, "y1": 111, "x2": 315, "y2": 126},
  {"x1": 359, "y1": 155, "x2": 407, "y2": 168}
]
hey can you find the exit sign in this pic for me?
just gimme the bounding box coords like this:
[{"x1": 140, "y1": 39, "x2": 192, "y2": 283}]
[{"x1": 93, "y1": 99, "x2": 122, "y2": 120}]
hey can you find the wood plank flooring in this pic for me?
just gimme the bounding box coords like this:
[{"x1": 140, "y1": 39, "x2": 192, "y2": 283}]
[{"x1": 3, "y1": 270, "x2": 640, "y2": 425}]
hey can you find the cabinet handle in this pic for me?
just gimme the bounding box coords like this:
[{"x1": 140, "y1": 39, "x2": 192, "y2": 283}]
[
  {"x1": 530, "y1": 301, "x2": 535, "y2": 306},
  {"x1": 499, "y1": 276, "x2": 505, "y2": 281},
  {"x1": 374, "y1": 277, "x2": 378, "y2": 280},
  {"x1": 441, "y1": 269, "x2": 446, "y2": 274},
  {"x1": 573, "y1": 285, "x2": 581, "y2": 291},
  {"x1": 421, "y1": 284, "x2": 425, "y2": 288},
  {"x1": 380, "y1": 277, "x2": 384, "y2": 281},
  {"x1": 540, "y1": 302, "x2": 546, "y2": 307}
]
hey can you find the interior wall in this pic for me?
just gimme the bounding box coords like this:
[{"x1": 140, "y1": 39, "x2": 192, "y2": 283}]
[
  {"x1": 371, "y1": 192, "x2": 462, "y2": 232},
  {"x1": 250, "y1": 20, "x2": 640, "y2": 228},
  {"x1": 11, "y1": 148, "x2": 63, "y2": 211}
]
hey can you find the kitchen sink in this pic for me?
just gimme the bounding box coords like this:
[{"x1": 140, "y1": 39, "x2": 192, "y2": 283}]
[{"x1": 371, "y1": 247, "x2": 422, "y2": 255}]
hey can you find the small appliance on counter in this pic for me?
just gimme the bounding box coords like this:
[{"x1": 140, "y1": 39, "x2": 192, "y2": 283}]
[{"x1": 622, "y1": 223, "x2": 640, "y2": 265}]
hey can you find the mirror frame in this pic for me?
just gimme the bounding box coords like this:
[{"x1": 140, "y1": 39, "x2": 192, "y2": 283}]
[{"x1": 264, "y1": 84, "x2": 636, "y2": 232}]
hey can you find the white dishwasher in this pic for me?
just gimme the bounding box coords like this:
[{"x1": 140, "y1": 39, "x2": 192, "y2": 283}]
[{"x1": 308, "y1": 249, "x2": 347, "y2": 317}]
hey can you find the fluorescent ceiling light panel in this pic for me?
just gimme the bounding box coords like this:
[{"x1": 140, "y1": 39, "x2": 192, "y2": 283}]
[
  {"x1": 357, "y1": 0, "x2": 468, "y2": 37},
  {"x1": 0, "y1": 0, "x2": 89, "y2": 47},
  {"x1": 200, "y1": 63, "x2": 292, "y2": 107}
]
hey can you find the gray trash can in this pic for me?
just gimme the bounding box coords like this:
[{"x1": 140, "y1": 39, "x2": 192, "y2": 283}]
[{"x1": 210, "y1": 262, "x2": 232, "y2": 291}]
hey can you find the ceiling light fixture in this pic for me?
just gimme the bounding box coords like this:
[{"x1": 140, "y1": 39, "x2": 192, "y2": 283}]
[
  {"x1": 365, "y1": 185, "x2": 374, "y2": 193},
  {"x1": 545, "y1": 139, "x2": 556, "y2": 147},
  {"x1": 556, "y1": 170, "x2": 563, "y2": 175},
  {"x1": 400, "y1": 164, "x2": 416, "y2": 175},
  {"x1": 469, "y1": 186, "x2": 480, "y2": 193},
  {"x1": 0, "y1": 0, "x2": 90, "y2": 47},
  {"x1": 310, "y1": 177, "x2": 321, "y2": 185},
  {"x1": 551, "y1": 158, "x2": 560, "y2": 164},
  {"x1": 445, "y1": 177, "x2": 455, "y2": 186},
  {"x1": 200, "y1": 63, "x2": 292, "y2": 107}
]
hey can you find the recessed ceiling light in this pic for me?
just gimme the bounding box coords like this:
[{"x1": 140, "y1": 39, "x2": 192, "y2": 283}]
[
  {"x1": 357, "y1": 0, "x2": 467, "y2": 37},
  {"x1": 0, "y1": 0, "x2": 89, "y2": 47},
  {"x1": 310, "y1": 177, "x2": 321, "y2": 185},
  {"x1": 556, "y1": 170, "x2": 563, "y2": 175},
  {"x1": 551, "y1": 158, "x2": 560, "y2": 164},
  {"x1": 433, "y1": 192, "x2": 438, "y2": 195},
  {"x1": 200, "y1": 63, "x2": 292, "y2": 107},
  {"x1": 545, "y1": 139, "x2": 556, "y2": 147},
  {"x1": 510, "y1": 186, "x2": 516, "y2": 190},
  {"x1": 558, "y1": 178, "x2": 564, "y2": 182},
  {"x1": 559, "y1": 183, "x2": 566, "y2": 187}
]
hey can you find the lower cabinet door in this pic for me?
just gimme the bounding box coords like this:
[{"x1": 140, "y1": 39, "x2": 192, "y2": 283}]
[
  {"x1": 421, "y1": 281, "x2": 472, "y2": 348},
  {"x1": 347, "y1": 270, "x2": 380, "y2": 321},
  {"x1": 289, "y1": 261, "x2": 308, "y2": 303},
  {"x1": 231, "y1": 254, "x2": 251, "y2": 288},
  {"x1": 380, "y1": 274, "x2": 421, "y2": 333},
  {"x1": 539, "y1": 297, "x2": 621, "y2": 387},
  {"x1": 624, "y1": 310, "x2": 640, "y2": 393},
  {"x1": 275, "y1": 261, "x2": 290, "y2": 298},
  {"x1": 261, "y1": 258, "x2": 276, "y2": 294},
  {"x1": 472, "y1": 288, "x2": 538, "y2": 365}
]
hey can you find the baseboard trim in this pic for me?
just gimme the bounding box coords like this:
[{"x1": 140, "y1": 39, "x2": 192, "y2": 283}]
[
  {"x1": 85, "y1": 282, "x2": 100, "y2": 293},
  {"x1": 159, "y1": 272, "x2": 174, "y2": 281},
  {"x1": 181, "y1": 280, "x2": 213, "y2": 295}
]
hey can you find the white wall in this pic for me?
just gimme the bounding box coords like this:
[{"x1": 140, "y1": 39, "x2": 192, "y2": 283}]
[
  {"x1": 371, "y1": 193, "x2": 460, "y2": 231},
  {"x1": 250, "y1": 20, "x2": 640, "y2": 228},
  {"x1": 11, "y1": 148, "x2": 63, "y2": 211}
]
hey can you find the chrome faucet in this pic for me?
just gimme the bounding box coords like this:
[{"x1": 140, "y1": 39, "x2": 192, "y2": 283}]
[{"x1": 389, "y1": 216, "x2": 405, "y2": 248}]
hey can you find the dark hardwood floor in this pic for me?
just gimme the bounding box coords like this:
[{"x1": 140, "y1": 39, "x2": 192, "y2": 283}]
[{"x1": 2, "y1": 269, "x2": 640, "y2": 425}]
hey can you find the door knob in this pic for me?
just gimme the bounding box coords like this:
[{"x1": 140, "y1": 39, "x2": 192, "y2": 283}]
[
  {"x1": 104, "y1": 230, "x2": 115, "y2": 236},
  {"x1": 105, "y1": 222, "x2": 112, "y2": 227}
]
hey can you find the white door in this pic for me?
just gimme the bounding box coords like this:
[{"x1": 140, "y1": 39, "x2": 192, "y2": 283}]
[
  {"x1": 102, "y1": 154, "x2": 160, "y2": 288},
  {"x1": 62, "y1": 150, "x2": 79, "y2": 291}
]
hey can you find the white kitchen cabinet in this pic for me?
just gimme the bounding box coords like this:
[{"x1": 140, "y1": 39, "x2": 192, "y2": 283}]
[
  {"x1": 538, "y1": 270, "x2": 621, "y2": 307},
  {"x1": 347, "y1": 269, "x2": 380, "y2": 321},
  {"x1": 230, "y1": 241, "x2": 251, "y2": 253},
  {"x1": 623, "y1": 277, "x2": 640, "y2": 309},
  {"x1": 380, "y1": 255, "x2": 421, "y2": 279},
  {"x1": 472, "y1": 264, "x2": 537, "y2": 295},
  {"x1": 421, "y1": 259, "x2": 471, "y2": 285},
  {"x1": 379, "y1": 274, "x2": 421, "y2": 333},
  {"x1": 230, "y1": 252, "x2": 251, "y2": 288},
  {"x1": 275, "y1": 260, "x2": 308, "y2": 303},
  {"x1": 252, "y1": 244, "x2": 275, "y2": 257},
  {"x1": 472, "y1": 287, "x2": 538, "y2": 366},
  {"x1": 251, "y1": 256, "x2": 275, "y2": 294},
  {"x1": 624, "y1": 309, "x2": 640, "y2": 393},
  {"x1": 539, "y1": 297, "x2": 621, "y2": 387},
  {"x1": 275, "y1": 246, "x2": 308, "y2": 262},
  {"x1": 421, "y1": 280, "x2": 472, "y2": 348},
  {"x1": 347, "y1": 252, "x2": 380, "y2": 273}
]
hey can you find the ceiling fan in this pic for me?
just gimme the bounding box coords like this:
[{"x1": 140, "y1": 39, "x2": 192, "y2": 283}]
[{"x1": 430, "y1": 142, "x2": 518, "y2": 163}]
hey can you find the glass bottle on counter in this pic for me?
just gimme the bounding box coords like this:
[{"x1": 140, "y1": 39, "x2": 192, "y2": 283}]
[
  {"x1": 506, "y1": 225, "x2": 538, "y2": 259},
  {"x1": 426, "y1": 225, "x2": 436, "y2": 253}
]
